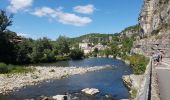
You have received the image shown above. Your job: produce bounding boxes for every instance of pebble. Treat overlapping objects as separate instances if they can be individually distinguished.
[0,65,111,94]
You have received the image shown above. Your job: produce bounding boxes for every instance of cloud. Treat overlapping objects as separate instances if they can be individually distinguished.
[31,7,92,26]
[32,7,55,17]
[17,33,28,37]
[73,4,95,14]
[7,0,33,13]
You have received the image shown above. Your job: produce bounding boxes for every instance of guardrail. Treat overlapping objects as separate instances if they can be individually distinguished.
[135,58,152,100]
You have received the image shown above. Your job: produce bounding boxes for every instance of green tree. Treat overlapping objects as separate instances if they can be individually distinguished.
[110,44,119,58]
[15,39,33,64]
[104,48,111,57]
[31,37,53,63]
[70,48,84,60]
[0,31,18,64]
[0,10,16,64]
[0,10,12,33]
[92,48,98,57]
[56,36,70,55]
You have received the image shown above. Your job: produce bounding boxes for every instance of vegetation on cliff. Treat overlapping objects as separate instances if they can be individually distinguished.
[127,55,149,75]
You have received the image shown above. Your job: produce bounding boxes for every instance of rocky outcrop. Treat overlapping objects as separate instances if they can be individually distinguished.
[122,75,143,90]
[133,0,170,57]
[139,0,170,36]
[120,25,139,38]
[133,34,170,57]
[122,74,143,99]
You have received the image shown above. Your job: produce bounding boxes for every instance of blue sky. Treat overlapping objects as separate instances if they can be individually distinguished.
[0,0,143,40]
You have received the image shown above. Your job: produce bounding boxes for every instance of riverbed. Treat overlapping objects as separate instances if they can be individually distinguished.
[0,58,132,100]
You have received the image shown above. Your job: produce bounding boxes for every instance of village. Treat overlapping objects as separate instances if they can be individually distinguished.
[78,36,114,58]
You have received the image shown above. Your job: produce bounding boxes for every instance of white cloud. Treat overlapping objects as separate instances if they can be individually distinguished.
[31,7,92,26]
[17,33,28,37]
[32,7,55,17]
[73,4,95,14]
[7,0,33,13]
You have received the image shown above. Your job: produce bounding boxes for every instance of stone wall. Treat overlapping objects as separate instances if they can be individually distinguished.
[122,58,152,100]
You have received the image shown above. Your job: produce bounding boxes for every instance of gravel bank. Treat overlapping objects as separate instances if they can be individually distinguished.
[0,66,111,94]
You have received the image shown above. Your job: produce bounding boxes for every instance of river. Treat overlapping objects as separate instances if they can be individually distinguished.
[0,58,132,100]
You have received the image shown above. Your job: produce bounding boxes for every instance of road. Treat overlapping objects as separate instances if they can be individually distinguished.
[156,58,170,100]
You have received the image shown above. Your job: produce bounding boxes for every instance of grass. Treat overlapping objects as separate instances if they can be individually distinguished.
[0,62,33,74]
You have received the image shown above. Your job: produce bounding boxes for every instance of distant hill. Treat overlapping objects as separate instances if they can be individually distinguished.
[69,33,119,45]
[67,25,140,47]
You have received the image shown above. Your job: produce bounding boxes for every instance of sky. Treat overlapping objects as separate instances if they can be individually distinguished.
[0,0,143,40]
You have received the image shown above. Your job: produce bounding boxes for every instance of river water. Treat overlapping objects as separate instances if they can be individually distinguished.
[0,58,132,100]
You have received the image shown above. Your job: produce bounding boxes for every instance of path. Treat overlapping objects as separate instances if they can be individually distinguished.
[156,58,170,100]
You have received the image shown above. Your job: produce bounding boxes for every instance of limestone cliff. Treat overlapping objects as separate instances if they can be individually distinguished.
[139,0,170,36]
[120,25,139,38]
[133,0,170,57]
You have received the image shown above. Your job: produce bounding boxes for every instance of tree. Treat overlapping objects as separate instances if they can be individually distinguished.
[70,49,84,60]
[121,37,133,54]
[92,48,98,57]
[31,37,54,63]
[15,39,33,64]
[110,44,119,58]
[0,10,15,64]
[104,48,111,57]
[0,31,19,64]
[56,36,70,55]
[0,10,12,33]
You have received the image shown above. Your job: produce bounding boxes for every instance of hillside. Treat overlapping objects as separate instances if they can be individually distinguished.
[68,33,119,47]
[69,24,140,45]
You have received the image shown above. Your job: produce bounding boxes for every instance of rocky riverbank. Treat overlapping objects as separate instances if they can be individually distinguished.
[0,66,111,94]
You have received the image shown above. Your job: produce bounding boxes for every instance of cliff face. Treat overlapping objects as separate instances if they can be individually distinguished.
[133,0,170,57]
[139,0,170,36]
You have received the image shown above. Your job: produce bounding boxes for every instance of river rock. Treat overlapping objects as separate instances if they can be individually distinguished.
[81,88,99,95]
[52,95,67,100]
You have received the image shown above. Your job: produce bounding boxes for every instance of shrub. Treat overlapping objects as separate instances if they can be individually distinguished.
[127,55,149,75]
[0,63,8,74]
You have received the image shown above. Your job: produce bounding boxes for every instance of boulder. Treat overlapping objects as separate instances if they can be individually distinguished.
[52,95,67,100]
[81,88,99,95]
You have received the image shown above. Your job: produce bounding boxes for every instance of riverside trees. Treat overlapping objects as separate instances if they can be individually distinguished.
[0,10,84,65]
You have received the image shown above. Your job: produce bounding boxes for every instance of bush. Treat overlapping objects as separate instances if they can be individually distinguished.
[127,55,149,75]
[0,63,8,74]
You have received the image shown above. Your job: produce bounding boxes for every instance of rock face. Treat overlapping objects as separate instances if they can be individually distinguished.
[133,0,170,57]
[139,0,170,36]
[122,75,143,90]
